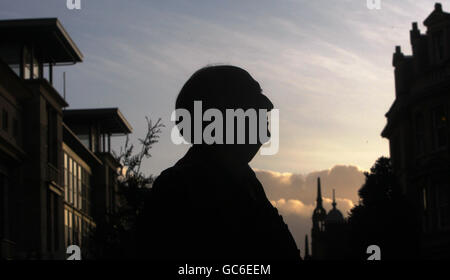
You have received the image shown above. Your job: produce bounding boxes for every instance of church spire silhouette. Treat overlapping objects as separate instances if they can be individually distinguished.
[316,177,323,208]
[311,177,327,258]
[312,177,327,232]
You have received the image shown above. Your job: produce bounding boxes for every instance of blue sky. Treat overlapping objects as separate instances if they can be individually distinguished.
[1,0,444,257]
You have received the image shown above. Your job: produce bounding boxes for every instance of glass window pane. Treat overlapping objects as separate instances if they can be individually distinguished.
[32,56,39,79]
[64,171,68,202]
[64,209,68,248]
[69,157,73,204]
[78,166,82,210]
[23,46,31,79]
[73,162,77,208]
[68,211,72,245]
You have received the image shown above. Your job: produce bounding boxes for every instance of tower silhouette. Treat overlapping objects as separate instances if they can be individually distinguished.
[311,177,327,258]
[326,189,344,224]
[310,178,348,259]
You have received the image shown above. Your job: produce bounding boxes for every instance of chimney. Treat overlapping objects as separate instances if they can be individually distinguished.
[410,22,421,54]
[393,46,404,67]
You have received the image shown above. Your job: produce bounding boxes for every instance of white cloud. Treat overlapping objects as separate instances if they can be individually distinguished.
[255,164,365,257]
[271,198,315,218]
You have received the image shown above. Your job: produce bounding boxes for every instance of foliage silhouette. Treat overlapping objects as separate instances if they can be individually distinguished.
[92,117,163,259]
[347,157,420,260]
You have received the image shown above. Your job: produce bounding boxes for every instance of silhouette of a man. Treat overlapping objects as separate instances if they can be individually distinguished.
[137,65,300,261]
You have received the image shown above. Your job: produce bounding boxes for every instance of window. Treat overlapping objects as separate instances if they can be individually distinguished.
[433,30,445,62]
[73,161,78,208]
[91,131,97,152]
[63,153,92,214]
[73,214,79,245]
[431,106,447,150]
[2,110,8,132]
[69,157,73,204]
[82,170,87,212]
[78,165,82,211]
[68,210,73,246]
[63,153,93,248]
[47,106,58,166]
[64,209,68,247]
[23,46,31,80]
[32,56,39,79]
[415,113,425,156]
[43,63,53,84]
[77,215,82,247]
[64,153,68,202]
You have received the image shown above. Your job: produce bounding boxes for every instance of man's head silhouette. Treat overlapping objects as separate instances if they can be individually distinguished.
[140,66,299,262]
[176,65,274,163]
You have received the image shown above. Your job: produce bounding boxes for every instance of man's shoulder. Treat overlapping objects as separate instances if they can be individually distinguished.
[152,165,189,192]
[151,163,209,196]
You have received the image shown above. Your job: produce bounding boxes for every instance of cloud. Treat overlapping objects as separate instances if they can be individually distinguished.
[271,198,315,218]
[255,164,365,205]
[255,164,365,257]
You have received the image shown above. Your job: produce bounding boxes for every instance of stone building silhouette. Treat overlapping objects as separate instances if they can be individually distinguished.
[0,18,131,259]
[306,177,348,260]
[382,3,450,259]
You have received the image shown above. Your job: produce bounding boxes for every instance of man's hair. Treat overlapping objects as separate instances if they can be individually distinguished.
[175,65,273,144]
[176,65,272,115]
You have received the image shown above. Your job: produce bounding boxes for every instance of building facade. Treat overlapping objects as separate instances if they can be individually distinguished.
[0,18,131,259]
[382,3,450,259]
